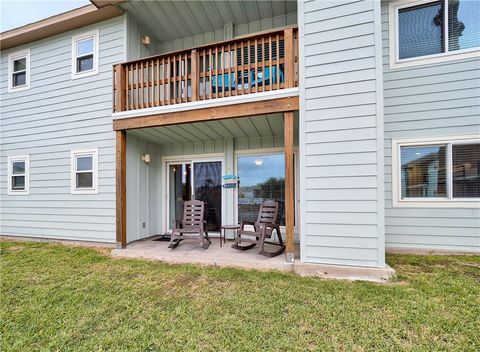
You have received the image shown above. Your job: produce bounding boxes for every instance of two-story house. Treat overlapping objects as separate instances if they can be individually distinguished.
[1,0,478,275]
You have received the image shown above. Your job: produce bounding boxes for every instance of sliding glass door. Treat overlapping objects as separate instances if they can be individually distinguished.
[167,160,222,232]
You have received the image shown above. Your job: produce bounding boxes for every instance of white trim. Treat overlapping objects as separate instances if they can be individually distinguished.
[112,88,300,120]
[7,49,30,93]
[162,154,225,235]
[7,155,30,195]
[297,0,307,264]
[373,0,386,268]
[388,0,480,69]
[70,149,99,194]
[71,29,99,79]
[391,134,480,208]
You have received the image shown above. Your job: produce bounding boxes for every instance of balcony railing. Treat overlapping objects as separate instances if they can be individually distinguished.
[113,27,298,112]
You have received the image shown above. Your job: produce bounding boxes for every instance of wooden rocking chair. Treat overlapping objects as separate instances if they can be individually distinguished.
[169,200,211,249]
[232,200,285,257]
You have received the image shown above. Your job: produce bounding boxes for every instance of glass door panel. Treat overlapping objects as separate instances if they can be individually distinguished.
[237,154,286,226]
[193,161,222,232]
[168,163,191,230]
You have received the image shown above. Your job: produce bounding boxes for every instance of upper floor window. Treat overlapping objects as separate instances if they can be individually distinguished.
[392,135,480,207]
[389,0,480,68]
[7,156,30,195]
[71,30,99,79]
[8,50,30,92]
[71,149,98,194]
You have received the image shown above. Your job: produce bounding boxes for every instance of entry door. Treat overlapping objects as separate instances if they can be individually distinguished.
[167,160,222,232]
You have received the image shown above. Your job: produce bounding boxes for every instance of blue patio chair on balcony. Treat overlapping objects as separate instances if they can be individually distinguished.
[211,72,236,93]
[249,65,285,88]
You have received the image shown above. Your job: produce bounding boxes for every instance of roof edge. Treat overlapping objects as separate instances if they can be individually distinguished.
[0,4,124,50]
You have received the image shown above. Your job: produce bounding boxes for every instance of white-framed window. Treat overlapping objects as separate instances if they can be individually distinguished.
[389,0,480,68]
[71,149,98,194]
[8,49,30,92]
[7,156,30,195]
[71,30,99,79]
[392,135,480,207]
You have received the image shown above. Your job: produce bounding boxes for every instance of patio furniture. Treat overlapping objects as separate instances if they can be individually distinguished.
[232,200,285,257]
[168,200,211,249]
[220,224,240,247]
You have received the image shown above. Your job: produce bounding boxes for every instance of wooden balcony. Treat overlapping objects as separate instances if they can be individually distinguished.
[113,27,298,113]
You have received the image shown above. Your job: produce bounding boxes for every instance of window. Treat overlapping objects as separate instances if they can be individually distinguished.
[389,0,480,68]
[7,156,29,195]
[8,50,30,92]
[237,153,287,226]
[71,30,99,78]
[71,149,98,194]
[392,136,480,207]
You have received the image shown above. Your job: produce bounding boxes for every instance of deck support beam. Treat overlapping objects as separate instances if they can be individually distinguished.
[116,130,127,248]
[284,111,295,263]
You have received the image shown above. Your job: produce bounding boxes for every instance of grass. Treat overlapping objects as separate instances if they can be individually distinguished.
[1,241,479,351]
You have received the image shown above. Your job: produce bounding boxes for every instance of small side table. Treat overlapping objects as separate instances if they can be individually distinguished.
[220,225,240,247]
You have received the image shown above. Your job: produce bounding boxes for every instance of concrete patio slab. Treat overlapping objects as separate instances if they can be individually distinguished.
[112,236,395,282]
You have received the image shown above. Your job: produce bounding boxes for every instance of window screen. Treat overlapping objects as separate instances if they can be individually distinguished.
[398,1,444,59]
[400,145,447,198]
[452,143,480,198]
[448,0,480,51]
[75,155,94,189]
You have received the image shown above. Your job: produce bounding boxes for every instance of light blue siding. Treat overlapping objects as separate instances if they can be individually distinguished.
[300,0,385,267]
[0,16,125,243]
[381,1,480,253]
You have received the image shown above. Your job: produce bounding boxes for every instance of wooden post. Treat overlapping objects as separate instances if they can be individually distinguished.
[116,130,127,248]
[191,49,198,101]
[114,64,127,112]
[284,28,294,88]
[284,111,295,263]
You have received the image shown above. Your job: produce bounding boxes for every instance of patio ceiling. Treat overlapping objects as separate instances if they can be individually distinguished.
[120,0,297,42]
[127,113,298,145]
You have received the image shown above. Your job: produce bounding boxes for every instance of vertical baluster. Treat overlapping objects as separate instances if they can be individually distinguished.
[161,57,165,105]
[269,36,272,91]
[232,42,236,96]
[247,40,251,95]
[125,64,129,110]
[202,49,206,100]
[155,58,159,106]
[133,62,140,109]
[173,55,177,104]
[184,52,188,103]
[261,36,265,92]
[209,48,212,100]
[146,60,149,108]
[214,47,218,99]
[254,38,258,93]
[240,41,244,95]
[276,34,280,91]
[166,56,170,105]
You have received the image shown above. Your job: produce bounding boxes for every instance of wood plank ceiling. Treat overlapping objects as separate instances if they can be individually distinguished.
[120,0,297,42]
[128,113,299,145]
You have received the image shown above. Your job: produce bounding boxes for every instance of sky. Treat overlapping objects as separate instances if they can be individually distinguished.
[0,0,90,32]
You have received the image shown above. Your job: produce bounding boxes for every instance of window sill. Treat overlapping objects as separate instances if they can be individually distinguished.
[71,189,98,195]
[7,191,29,196]
[393,199,480,208]
[71,69,99,80]
[390,48,480,69]
[7,84,30,93]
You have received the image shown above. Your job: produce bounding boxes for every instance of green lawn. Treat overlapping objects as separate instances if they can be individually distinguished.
[1,241,479,351]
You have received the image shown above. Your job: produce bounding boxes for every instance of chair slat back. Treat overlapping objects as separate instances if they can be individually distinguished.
[256,200,278,227]
[182,200,204,230]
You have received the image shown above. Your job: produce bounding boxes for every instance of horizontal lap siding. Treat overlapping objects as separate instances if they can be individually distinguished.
[301,0,383,267]
[381,2,480,253]
[0,16,125,243]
